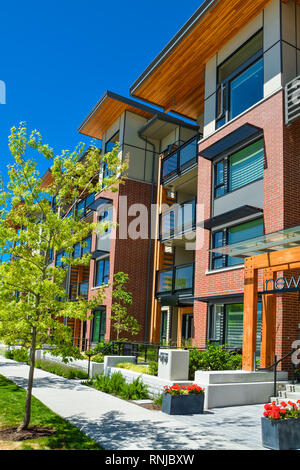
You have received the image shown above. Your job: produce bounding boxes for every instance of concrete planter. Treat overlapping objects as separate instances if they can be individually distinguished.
[162,393,204,415]
[261,417,300,450]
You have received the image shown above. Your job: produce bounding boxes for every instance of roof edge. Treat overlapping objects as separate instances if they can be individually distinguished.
[129,0,219,96]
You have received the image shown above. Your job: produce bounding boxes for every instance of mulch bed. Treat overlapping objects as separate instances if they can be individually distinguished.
[0,426,56,442]
[136,403,162,411]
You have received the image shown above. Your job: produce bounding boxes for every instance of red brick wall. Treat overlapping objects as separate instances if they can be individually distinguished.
[194,91,286,349]
[86,179,156,343]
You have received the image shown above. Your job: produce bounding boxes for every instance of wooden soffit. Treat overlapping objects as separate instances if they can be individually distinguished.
[78,91,157,140]
[130,0,274,121]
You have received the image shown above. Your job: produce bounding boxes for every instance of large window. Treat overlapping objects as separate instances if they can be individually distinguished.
[208,303,262,355]
[216,30,263,128]
[214,138,264,198]
[211,218,264,270]
[94,256,110,287]
[91,308,106,343]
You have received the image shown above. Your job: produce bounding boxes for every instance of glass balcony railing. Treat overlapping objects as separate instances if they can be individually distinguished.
[156,263,194,296]
[160,197,196,242]
[69,282,89,301]
[161,135,199,183]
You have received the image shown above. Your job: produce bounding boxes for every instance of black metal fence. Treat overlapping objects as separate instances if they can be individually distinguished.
[71,338,242,365]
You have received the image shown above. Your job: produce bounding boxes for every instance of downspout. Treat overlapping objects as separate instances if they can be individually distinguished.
[138,130,156,343]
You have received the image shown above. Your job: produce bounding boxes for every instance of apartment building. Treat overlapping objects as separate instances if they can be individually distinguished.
[57,91,198,347]
[129,0,300,368]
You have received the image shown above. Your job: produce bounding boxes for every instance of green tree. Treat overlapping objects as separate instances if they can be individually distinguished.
[110,272,140,340]
[0,123,127,431]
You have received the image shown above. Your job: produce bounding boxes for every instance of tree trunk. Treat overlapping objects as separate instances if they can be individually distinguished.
[17,327,37,432]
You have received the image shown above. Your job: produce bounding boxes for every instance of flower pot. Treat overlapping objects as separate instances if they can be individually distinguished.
[261,417,300,450]
[162,393,204,415]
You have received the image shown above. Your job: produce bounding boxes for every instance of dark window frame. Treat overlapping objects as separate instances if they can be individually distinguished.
[94,256,110,287]
[210,217,264,270]
[91,308,106,344]
[216,30,263,128]
[213,136,264,199]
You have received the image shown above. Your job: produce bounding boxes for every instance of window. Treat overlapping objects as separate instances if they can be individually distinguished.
[216,30,263,128]
[208,303,262,354]
[208,305,223,343]
[181,314,194,344]
[160,311,168,342]
[92,309,106,343]
[98,208,112,235]
[214,139,264,198]
[73,236,92,259]
[81,236,92,256]
[211,218,264,270]
[75,193,95,218]
[95,256,110,286]
[103,131,119,179]
[55,251,67,268]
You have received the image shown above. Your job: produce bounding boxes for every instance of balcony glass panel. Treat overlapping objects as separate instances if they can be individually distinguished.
[162,152,178,179]
[156,264,194,295]
[158,270,173,293]
[161,135,198,183]
[174,264,194,291]
[160,199,196,241]
[180,137,198,168]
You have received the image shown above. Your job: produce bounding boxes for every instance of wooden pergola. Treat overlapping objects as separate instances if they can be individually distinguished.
[243,244,300,371]
[210,225,300,371]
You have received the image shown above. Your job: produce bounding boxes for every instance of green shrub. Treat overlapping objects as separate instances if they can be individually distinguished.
[35,360,89,380]
[85,371,149,400]
[189,343,243,379]
[148,361,158,376]
[153,393,163,406]
[5,348,30,363]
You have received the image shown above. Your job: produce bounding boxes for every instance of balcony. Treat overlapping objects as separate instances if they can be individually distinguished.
[69,282,89,301]
[156,263,194,300]
[161,134,199,184]
[285,75,300,126]
[159,197,196,243]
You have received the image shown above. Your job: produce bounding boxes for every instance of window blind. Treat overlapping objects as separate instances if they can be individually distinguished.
[229,139,264,191]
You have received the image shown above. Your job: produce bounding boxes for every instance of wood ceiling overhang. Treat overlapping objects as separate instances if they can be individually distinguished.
[78,91,157,140]
[130,0,275,121]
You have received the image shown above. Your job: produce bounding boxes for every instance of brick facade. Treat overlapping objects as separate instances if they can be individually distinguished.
[86,179,156,344]
[193,90,300,368]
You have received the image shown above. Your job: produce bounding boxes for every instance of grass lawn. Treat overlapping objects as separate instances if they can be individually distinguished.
[0,374,102,450]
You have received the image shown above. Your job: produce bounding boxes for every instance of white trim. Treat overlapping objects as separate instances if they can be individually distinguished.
[205,264,244,275]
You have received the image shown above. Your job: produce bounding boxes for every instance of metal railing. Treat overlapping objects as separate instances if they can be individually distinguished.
[285,75,300,125]
[260,350,297,398]
[161,134,199,183]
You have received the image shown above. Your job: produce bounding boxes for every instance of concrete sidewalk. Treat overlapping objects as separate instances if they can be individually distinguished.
[0,356,265,450]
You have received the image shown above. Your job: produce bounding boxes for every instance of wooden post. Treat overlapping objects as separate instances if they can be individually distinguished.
[261,269,276,368]
[177,308,183,348]
[242,259,258,371]
[150,156,163,344]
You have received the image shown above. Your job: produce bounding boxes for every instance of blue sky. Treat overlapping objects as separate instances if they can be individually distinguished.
[0,0,203,183]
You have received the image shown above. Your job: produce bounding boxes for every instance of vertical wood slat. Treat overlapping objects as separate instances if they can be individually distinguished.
[260,269,276,369]
[242,263,258,371]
